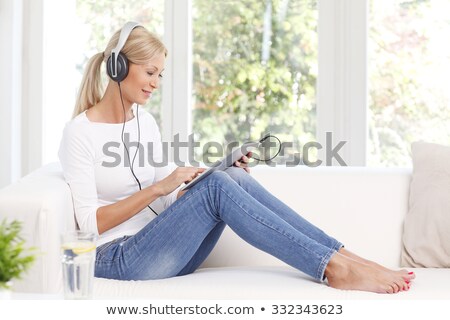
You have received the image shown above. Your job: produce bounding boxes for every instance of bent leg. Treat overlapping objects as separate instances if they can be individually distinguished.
[217,168,413,293]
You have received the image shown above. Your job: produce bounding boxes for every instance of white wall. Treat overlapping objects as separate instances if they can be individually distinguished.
[0,0,23,189]
[0,0,75,189]
[21,0,44,182]
[0,0,45,189]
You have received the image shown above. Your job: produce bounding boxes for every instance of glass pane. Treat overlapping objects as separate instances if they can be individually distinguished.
[192,0,318,165]
[75,0,165,126]
[369,0,450,167]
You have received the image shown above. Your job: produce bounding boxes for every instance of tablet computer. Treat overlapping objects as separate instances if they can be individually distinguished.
[180,141,260,191]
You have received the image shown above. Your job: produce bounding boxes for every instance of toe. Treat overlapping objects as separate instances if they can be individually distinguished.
[402,273,415,281]
[402,281,409,291]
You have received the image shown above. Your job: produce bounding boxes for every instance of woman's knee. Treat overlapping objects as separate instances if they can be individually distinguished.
[203,171,238,195]
[223,167,247,183]
[207,170,232,184]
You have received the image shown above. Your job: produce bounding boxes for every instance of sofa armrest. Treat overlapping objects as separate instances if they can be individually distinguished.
[0,162,75,293]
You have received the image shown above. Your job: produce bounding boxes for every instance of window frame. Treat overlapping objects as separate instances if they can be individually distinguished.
[162,0,193,163]
[317,0,368,166]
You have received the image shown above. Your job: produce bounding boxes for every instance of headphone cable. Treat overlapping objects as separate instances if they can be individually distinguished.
[118,82,158,216]
[251,133,282,162]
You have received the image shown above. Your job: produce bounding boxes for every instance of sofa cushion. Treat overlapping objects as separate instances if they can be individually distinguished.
[401,141,450,267]
[93,266,450,299]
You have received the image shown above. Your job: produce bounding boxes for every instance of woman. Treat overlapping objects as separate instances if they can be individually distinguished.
[59,22,415,294]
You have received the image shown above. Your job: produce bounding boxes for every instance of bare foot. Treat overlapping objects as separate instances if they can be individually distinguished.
[325,252,411,293]
[338,248,416,281]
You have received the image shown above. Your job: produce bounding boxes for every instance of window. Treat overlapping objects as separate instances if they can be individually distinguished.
[369,0,450,167]
[30,0,448,178]
[191,0,318,164]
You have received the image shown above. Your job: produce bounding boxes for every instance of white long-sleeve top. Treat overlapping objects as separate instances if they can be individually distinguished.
[58,105,181,247]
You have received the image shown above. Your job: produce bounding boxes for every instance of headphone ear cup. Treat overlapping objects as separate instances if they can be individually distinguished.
[107,52,129,82]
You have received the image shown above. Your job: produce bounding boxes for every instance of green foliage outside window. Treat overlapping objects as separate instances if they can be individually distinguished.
[369,0,450,167]
[192,0,317,164]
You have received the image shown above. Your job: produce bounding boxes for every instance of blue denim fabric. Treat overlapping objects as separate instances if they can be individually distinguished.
[95,168,343,282]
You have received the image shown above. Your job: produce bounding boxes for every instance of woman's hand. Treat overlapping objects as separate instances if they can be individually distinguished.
[155,167,206,196]
[233,151,252,173]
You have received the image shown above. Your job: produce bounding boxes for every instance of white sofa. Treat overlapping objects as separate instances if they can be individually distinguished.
[0,162,449,299]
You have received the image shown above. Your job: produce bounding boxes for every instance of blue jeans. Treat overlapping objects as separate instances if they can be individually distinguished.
[95,168,343,282]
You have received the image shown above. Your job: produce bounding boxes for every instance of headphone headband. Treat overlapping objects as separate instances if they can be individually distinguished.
[109,21,141,78]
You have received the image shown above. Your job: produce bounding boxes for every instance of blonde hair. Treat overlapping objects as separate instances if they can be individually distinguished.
[72,26,168,118]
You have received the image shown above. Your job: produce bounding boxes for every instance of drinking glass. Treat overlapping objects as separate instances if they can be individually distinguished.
[61,231,96,299]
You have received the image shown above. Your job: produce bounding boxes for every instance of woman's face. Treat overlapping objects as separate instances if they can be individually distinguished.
[121,52,165,105]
